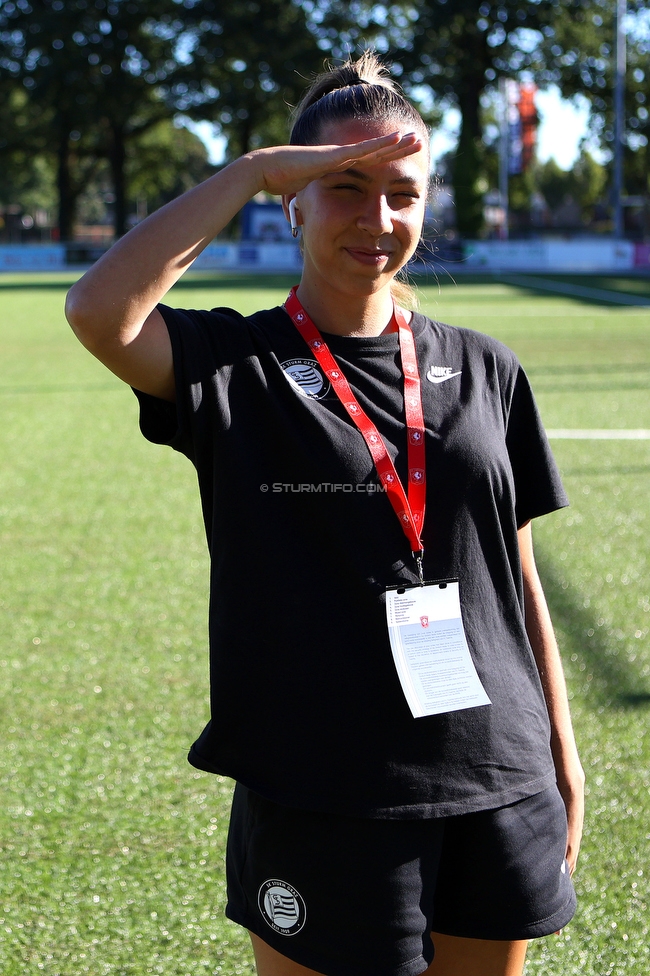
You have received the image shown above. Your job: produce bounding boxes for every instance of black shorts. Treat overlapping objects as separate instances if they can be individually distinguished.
[226,784,576,976]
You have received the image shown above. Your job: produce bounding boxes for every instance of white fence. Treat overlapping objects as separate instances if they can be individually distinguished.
[192,242,302,271]
[0,245,66,270]
[462,239,642,272]
[1,240,648,274]
[0,242,303,273]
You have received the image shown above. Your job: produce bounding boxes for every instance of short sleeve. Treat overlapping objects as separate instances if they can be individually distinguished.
[131,303,241,464]
[505,365,568,526]
[132,387,181,448]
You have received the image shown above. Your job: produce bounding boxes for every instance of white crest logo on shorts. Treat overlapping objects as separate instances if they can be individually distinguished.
[258,879,306,936]
[281,359,330,400]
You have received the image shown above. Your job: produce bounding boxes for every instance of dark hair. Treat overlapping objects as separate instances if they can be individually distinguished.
[290,51,429,149]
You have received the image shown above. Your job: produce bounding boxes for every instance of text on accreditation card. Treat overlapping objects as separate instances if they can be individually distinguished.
[385,581,491,719]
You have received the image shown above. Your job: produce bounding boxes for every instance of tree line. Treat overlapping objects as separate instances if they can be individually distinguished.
[1,0,648,241]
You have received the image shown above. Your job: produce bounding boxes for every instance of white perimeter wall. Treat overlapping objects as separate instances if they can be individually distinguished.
[0,242,303,273]
[463,239,642,272]
[1,240,648,274]
[0,245,66,270]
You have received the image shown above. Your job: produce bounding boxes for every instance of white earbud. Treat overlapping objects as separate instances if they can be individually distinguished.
[288,198,300,239]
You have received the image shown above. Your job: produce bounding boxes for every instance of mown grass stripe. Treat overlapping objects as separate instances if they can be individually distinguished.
[501,274,650,306]
[546,429,650,439]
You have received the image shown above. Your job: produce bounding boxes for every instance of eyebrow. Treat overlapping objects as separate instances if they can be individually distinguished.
[326,167,422,188]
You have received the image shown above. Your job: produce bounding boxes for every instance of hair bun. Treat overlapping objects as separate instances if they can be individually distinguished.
[289,49,429,178]
[294,51,399,118]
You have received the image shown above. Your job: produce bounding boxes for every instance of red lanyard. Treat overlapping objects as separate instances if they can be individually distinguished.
[284,287,426,580]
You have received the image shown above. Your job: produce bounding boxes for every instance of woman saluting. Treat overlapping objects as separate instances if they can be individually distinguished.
[66,52,584,976]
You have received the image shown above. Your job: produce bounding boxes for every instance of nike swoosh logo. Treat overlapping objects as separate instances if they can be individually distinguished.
[426,370,462,384]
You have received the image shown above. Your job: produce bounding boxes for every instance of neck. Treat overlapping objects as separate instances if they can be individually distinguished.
[295,280,398,337]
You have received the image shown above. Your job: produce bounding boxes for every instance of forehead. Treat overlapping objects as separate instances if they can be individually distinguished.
[318,118,430,183]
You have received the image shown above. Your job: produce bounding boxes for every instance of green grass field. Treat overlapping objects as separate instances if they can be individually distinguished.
[1,272,649,976]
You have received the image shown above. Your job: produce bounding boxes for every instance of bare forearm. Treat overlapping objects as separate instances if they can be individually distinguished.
[518,521,585,873]
[65,154,262,349]
[65,132,421,352]
[524,577,579,768]
[64,131,421,397]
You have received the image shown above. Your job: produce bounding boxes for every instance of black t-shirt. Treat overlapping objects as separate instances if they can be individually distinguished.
[134,301,568,819]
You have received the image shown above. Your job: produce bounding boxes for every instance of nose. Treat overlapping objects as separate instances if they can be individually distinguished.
[356,194,394,237]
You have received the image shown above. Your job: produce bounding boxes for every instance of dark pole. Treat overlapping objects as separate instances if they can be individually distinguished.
[613,0,626,239]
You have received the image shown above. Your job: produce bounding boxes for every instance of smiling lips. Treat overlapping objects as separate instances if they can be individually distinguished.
[345,246,394,266]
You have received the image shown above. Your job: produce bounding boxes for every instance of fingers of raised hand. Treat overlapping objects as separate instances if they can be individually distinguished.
[258,133,424,195]
[331,131,424,169]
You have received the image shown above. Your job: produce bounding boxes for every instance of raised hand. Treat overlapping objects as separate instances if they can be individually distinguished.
[65,128,425,404]
[251,131,424,197]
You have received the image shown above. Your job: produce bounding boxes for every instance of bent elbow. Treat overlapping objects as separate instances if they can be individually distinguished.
[65,283,107,355]
[65,283,90,341]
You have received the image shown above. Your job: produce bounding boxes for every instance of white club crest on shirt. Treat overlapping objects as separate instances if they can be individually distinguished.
[280,359,331,400]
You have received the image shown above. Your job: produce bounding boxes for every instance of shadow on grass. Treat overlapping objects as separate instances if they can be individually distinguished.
[171,274,298,291]
[0,279,79,291]
[0,382,120,395]
[534,381,650,393]
[4,270,649,304]
[511,288,646,310]
[528,363,650,394]
[498,273,650,308]
[531,274,650,297]
[527,364,650,376]
[557,465,650,478]
[0,273,299,292]
[536,549,650,710]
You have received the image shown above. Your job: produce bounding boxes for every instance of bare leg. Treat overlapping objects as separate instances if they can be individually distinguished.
[425,933,528,976]
[250,930,527,976]
[250,932,327,976]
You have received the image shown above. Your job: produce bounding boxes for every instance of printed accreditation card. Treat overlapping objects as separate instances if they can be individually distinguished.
[385,580,491,718]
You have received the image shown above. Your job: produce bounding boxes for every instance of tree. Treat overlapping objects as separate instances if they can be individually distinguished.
[0,0,187,238]
[0,79,58,239]
[66,119,213,232]
[316,0,559,237]
[0,18,100,240]
[530,1,649,197]
[165,0,321,160]
[317,0,650,237]
[0,80,55,208]
[536,150,607,222]
[126,119,216,214]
